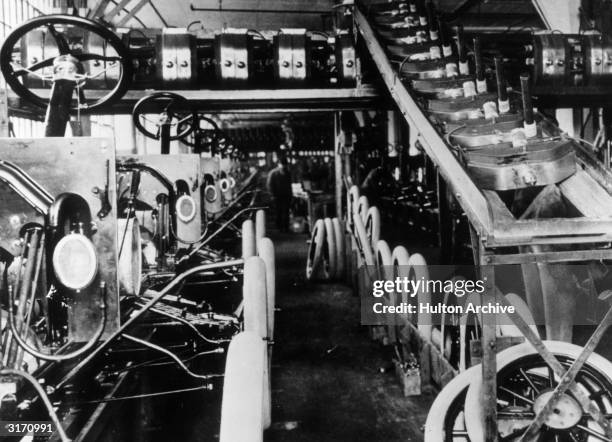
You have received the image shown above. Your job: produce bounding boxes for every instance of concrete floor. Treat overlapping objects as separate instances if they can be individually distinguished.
[265,231,433,442]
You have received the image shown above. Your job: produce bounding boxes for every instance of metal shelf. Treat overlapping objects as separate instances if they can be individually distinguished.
[7,85,384,114]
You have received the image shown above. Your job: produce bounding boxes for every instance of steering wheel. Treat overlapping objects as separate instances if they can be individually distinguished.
[132,92,196,141]
[0,14,132,111]
[180,114,231,154]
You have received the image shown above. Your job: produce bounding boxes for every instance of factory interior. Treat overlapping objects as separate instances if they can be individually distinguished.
[4,0,612,441]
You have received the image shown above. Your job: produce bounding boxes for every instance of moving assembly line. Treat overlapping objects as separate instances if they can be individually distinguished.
[3,0,612,440]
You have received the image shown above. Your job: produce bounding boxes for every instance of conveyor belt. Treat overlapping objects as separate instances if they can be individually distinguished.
[353,6,612,251]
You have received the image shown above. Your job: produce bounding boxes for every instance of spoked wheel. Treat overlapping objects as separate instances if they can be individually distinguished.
[0,14,132,111]
[132,92,196,143]
[424,364,481,442]
[219,331,266,442]
[464,341,612,442]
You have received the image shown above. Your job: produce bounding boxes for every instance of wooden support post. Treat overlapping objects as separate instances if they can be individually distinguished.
[480,249,498,442]
[116,0,150,27]
[103,0,131,22]
[89,0,113,19]
[334,112,343,220]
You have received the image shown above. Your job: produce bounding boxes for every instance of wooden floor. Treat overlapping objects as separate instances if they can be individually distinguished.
[265,231,433,442]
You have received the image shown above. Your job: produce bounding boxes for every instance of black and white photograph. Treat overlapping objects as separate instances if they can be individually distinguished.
[1,0,612,441]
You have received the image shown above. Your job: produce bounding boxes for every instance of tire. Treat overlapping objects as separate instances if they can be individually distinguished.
[323,218,337,279]
[242,219,256,259]
[257,238,275,340]
[243,256,268,339]
[391,246,411,342]
[365,207,381,251]
[242,256,270,429]
[219,331,266,442]
[255,210,266,247]
[424,364,480,442]
[463,340,612,442]
[375,239,392,278]
[375,240,393,343]
[355,195,370,223]
[353,214,375,267]
[332,217,345,280]
[256,238,275,430]
[306,219,326,280]
[353,215,375,308]
[117,217,142,296]
[407,253,431,341]
[347,185,360,230]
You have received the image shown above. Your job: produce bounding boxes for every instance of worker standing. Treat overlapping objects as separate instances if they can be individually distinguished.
[267,155,293,232]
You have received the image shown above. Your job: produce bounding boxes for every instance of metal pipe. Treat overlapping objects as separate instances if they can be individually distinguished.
[56,260,243,390]
[189,4,331,14]
[520,73,534,125]
[0,161,54,214]
[140,303,233,344]
[455,25,466,63]
[334,112,343,222]
[116,0,151,27]
[122,334,222,380]
[494,56,508,102]
[473,37,484,82]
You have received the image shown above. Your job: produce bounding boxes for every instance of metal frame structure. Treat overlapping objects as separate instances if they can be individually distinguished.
[7,86,383,114]
[354,5,612,440]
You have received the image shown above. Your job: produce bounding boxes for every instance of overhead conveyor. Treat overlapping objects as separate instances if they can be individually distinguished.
[353,2,612,440]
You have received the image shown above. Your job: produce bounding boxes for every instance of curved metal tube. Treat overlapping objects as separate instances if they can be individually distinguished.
[139,303,233,344]
[122,334,224,380]
[47,193,94,239]
[0,160,53,214]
